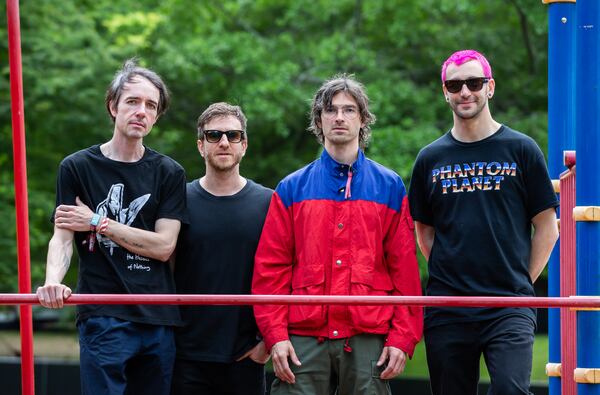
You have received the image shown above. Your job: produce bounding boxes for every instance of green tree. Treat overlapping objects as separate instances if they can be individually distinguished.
[0,0,551,291]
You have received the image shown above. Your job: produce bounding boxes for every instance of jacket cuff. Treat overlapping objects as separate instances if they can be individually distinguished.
[264,329,290,352]
[384,334,417,359]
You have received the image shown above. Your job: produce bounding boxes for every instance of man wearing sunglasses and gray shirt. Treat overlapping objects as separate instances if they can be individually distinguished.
[172,102,272,395]
[408,49,559,395]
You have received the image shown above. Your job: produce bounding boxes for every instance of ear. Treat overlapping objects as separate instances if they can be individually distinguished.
[442,84,450,101]
[241,138,248,157]
[197,139,205,158]
[442,83,449,101]
[487,78,496,99]
[109,100,118,118]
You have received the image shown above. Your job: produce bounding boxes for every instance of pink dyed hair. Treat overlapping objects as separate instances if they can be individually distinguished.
[441,50,492,81]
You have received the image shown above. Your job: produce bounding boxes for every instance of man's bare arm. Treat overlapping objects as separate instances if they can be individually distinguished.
[101,217,181,262]
[415,221,435,262]
[37,227,74,308]
[529,207,559,283]
[54,197,181,262]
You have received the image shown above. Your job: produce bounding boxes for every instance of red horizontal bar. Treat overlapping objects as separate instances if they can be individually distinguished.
[1,294,600,308]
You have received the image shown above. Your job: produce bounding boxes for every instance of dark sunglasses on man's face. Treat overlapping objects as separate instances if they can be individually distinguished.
[203,130,245,143]
[444,77,490,94]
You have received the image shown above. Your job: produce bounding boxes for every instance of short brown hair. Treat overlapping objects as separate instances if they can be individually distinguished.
[308,74,376,149]
[105,58,170,122]
[196,102,248,139]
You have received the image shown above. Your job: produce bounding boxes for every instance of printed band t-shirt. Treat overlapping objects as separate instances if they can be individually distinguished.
[54,144,187,326]
[408,126,558,328]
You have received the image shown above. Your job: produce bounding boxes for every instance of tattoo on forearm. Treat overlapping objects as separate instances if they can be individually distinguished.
[119,236,144,249]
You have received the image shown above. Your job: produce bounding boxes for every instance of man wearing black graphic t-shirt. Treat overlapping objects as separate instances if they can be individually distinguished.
[36,59,186,395]
[172,103,272,395]
[409,50,558,395]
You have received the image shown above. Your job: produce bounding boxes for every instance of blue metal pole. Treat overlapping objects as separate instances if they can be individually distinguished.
[576,1,600,394]
[546,2,576,394]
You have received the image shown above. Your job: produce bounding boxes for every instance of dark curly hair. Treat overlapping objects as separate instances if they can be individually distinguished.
[308,74,376,149]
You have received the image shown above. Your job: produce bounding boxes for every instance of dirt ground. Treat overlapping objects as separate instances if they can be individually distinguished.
[0,330,79,360]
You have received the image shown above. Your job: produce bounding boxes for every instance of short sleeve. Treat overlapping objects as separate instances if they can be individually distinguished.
[157,162,188,223]
[524,141,559,219]
[408,153,434,225]
[51,159,79,223]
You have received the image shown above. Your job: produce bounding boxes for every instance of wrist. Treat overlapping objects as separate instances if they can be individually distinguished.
[97,217,109,235]
[90,213,101,231]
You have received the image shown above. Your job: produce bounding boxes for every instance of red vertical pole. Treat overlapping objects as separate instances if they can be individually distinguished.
[560,152,577,395]
[6,1,35,394]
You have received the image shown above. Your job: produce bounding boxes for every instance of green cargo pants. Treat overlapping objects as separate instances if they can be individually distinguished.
[271,334,392,395]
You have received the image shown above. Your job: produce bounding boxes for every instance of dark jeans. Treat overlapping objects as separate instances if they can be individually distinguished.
[425,314,535,395]
[171,357,266,395]
[78,316,175,395]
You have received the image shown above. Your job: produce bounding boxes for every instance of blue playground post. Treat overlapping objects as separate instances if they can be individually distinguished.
[575,0,600,394]
[545,1,576,394]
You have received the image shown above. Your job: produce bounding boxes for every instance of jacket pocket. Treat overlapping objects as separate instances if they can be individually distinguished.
[348,270,394,330]
[288,265,326,329]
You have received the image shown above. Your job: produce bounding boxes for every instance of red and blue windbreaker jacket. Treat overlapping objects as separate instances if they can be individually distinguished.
[252,149,423,356]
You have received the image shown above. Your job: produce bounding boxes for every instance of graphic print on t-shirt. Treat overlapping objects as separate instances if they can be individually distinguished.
[431,161,517,194]
[95,183,150,255]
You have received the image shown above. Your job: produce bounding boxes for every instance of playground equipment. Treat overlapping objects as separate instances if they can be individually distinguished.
[544,1,600,394]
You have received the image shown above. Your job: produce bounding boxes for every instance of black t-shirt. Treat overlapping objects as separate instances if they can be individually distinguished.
[408,126,558,329]
[174,179,273,363]
[55,144,187,326]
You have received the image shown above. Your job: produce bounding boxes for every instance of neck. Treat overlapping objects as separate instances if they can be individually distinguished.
[451,109,501,143]
[324,140,359,165]
[200,166,246,196]
[100,137,145,162]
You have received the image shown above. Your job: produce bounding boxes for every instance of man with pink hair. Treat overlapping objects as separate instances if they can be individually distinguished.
[409,49,559,394]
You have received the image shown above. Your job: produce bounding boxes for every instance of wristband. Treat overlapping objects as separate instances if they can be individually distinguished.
[90,213,101,231]
[97,217,109,235]
[88,214,102,252]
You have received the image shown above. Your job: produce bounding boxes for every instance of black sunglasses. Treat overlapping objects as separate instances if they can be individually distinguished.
[444,78,490,94]
[203,130,245,143]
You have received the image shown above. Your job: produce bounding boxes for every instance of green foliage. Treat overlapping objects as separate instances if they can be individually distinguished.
[0,0,551,290]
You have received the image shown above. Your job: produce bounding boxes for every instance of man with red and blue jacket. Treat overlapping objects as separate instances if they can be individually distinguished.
[252,74,423,394]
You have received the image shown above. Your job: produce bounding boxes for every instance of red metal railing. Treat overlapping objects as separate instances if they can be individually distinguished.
[2,294,600,308]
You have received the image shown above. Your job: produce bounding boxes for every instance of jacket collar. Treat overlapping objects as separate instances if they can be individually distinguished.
[320,148,364,175]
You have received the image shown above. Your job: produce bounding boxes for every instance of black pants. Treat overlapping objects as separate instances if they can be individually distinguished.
[425,314,535,395]
[171,357,266,395]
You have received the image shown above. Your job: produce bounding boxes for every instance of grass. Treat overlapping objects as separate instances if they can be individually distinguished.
[0,329,549,383]
[0,330,79,361]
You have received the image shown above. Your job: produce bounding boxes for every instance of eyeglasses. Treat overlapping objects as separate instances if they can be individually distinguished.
[203,130,245,143]
[322,105,359,121]
[444,78,490,94]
